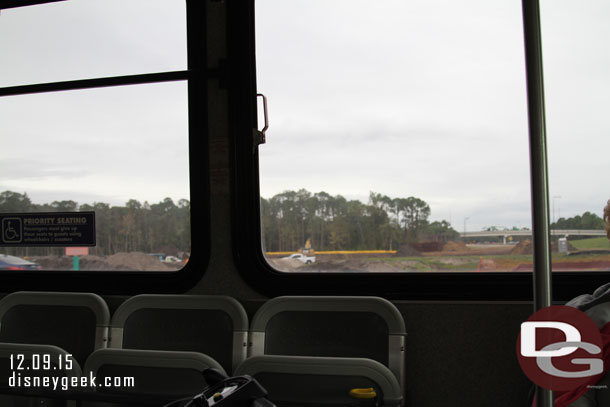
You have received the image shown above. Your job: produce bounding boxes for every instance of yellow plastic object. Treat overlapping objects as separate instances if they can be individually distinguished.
[349,388,377,399]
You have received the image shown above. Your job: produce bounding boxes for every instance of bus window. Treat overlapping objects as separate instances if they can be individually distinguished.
[255,0,534,273]
[0,83,190,271]
[541,0,610,272]
[0,0,186,87]
[0,1,195,274]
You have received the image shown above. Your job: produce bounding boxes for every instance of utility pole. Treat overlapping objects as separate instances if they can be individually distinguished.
[552,195,561,225]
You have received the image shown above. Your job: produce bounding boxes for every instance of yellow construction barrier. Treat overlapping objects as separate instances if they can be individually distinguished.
[265,250,397,255]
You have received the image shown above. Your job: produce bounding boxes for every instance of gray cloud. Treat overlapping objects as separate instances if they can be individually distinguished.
[1,0,608,230]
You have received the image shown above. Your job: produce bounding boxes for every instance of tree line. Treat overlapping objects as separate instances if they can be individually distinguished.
[0,191,190,257]
[1,189,460,256]
[261,189,458,252]
[551,211,605,231]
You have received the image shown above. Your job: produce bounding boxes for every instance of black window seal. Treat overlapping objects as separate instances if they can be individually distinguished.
[0,0,210,295]
[0,71,192,97]
[0,0,66,9]
[229,0,610,302]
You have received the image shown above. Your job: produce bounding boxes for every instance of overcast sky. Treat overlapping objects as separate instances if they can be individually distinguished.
[256,0,610,231]
[0,0,608,231]
[0,0,189,206]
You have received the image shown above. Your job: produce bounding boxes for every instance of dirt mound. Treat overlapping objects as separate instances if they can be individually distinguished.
[442,241,469,252]
[316,253,348,260]
[511,240,532,255]
[79,255,115,270]
[393,244,422,257]
[32,254,134,270]
[31,256,73,270]
[358,261,403,272]
[314,259,351,271]
[410,242,444,252]
[106,252,173,271]
[29,253,178,271]
[267,258,306,272]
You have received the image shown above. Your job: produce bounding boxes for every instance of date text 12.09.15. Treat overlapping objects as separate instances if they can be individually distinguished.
[10,354,73,371]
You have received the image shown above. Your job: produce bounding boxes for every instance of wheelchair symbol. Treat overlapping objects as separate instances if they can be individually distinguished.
[2,218,22,243]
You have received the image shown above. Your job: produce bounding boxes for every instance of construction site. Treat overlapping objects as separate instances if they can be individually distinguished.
[266,239,610,272]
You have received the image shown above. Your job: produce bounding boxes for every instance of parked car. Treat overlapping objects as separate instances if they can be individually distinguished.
[0,254,41,270]
[283,253,316,264]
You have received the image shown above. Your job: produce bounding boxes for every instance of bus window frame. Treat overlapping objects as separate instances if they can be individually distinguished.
[229,0,610,302]
[0,0,210,294]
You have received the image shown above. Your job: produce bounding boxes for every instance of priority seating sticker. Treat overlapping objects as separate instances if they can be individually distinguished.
[517,305,604,391]
[0,212,95,247]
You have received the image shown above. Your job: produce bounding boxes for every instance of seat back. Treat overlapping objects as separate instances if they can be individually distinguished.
[0,343,83,407]
[109,294,248,374]
[0,291,110,366]
[249,296,406,391]
[235,355,402,407]
[84,348,225,404]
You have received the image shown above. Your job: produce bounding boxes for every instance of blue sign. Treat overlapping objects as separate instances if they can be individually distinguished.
[0,212,96,247]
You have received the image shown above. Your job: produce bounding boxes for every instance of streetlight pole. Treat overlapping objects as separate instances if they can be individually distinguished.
[463,217,470,243]
[552,195,561,225]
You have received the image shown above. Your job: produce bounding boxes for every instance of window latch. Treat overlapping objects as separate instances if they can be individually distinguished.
[254,93,269,149]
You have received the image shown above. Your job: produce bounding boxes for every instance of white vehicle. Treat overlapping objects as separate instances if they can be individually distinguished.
[284,253,316,264]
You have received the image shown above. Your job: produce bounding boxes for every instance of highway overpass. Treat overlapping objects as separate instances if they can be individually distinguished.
[460,229,606,244]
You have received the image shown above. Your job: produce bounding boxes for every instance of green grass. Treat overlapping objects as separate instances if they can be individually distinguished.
[377,255,530,271]
[570,237,609,250]
[363,251,610,271]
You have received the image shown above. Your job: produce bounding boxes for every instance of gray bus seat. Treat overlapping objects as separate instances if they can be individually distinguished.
[247,296,406,403]
[109,294,248,374]
[83,348,225,405]
[235,355,402,407]
[0,343,83,406]
[0,291,110,366]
